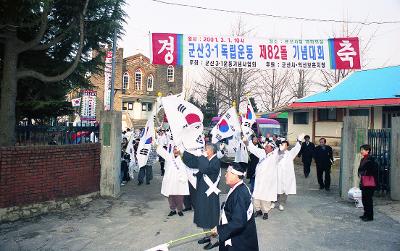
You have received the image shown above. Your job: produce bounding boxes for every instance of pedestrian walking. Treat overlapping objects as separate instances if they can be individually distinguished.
[157,129,168,176]
[182,143,221,250]
[138,145,157,185]
[246,135,262,193]
[157,145,189,217]
[358,144,378,222]
[313,138,333,191]
[298,135,315,178]
[276,134,303,211]
[210,163,259,251]
[245,139,278,220]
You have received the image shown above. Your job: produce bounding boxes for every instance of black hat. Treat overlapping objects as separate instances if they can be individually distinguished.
[228,163,246,176]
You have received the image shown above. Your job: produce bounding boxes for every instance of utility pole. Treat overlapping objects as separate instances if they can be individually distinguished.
[110,29,117,111]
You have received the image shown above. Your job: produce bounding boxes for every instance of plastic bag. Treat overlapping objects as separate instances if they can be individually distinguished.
[348,187,363,208]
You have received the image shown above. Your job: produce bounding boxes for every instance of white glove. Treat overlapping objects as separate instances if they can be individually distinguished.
[220,143,225,150]
[297,133,305,142]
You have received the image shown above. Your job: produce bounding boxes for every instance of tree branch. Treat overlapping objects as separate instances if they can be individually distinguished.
[32,20,76,51]
[17,6,50,53]
[17,0,90,82]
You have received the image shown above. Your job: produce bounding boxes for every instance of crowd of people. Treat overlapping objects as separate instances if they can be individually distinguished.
[121,126,379,250]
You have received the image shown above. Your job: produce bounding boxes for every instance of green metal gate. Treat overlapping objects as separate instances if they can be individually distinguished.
[368,129,391,193]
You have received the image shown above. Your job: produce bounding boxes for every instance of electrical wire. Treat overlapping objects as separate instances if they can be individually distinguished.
[150,0,400,26]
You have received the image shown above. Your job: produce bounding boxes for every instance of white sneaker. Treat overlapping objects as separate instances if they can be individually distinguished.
[279,205,284,211]
[270,203,275,209]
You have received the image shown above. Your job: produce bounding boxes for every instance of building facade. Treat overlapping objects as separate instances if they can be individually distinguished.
[286,66,400,146]
[91,48,183,129]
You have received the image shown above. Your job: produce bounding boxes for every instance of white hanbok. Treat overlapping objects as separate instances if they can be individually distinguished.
[276,142,301,195]
[247,143,279,202]
[157,146,189,197]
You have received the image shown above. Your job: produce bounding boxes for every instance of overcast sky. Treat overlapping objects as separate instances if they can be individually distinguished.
[119,0,400,98]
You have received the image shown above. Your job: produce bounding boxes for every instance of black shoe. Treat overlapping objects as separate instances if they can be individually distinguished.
[198,237,210,244]
[146,182,150,185]
[203,241,219,250]
[168,211,176,216]
[263,213,269,220]
[319,185,325,190]
[359,215,366,219]
[325,187,330,191]
[362,217,373,222]
[138,181,143,186]
[183,207,192,212]
[254,210,262,217]
[178,211,184,216]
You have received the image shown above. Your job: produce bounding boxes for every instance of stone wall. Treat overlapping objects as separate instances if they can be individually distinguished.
[0,144,101,221]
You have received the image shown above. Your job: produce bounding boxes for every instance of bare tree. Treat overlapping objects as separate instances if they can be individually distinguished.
[256,69,293,112]
[290,69,315,99]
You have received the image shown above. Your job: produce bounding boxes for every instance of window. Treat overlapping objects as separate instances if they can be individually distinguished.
[122,102,128,110]
[135,69,142,90]
[142,102,153,112]
[349,109,369,116]
[122,72,129,93]
[147,75,154,91]
[128,102,133,110]
[293,112,309,124]
[167,65,174,82]
[317,108,337,121]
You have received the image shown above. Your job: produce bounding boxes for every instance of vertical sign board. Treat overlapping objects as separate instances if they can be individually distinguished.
[81,90,97,121]
[103,123,111,146]
[104,51,113,111]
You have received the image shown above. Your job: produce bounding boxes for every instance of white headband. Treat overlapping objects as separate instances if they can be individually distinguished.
[227,166,245,176]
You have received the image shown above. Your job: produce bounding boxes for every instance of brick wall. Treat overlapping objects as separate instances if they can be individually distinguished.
[0,144,100,209]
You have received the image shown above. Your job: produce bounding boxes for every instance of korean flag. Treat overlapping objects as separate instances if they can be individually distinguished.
[136,117,155,168]
[211,107,241,143]
[161,94,204,150]
[241,97,256,138]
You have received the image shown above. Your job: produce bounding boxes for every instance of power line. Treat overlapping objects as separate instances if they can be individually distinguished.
[151,0,400,25]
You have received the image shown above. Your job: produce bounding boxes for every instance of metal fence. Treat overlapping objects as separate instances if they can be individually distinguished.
[15,125,99,146]
[368,129,391,194]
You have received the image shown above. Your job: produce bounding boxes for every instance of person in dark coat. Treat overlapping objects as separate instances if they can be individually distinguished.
[298,135,315,178]
[313,138,333,191]
[358,144,378,222]
[182,143,221,250]
[211,163,259,251]
[247,135,262,192]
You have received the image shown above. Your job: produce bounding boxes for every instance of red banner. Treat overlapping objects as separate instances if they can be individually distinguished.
[331,37,361,69]
[151,33,179,66]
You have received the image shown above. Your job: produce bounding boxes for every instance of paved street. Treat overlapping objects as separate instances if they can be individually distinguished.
[1,162,400,251]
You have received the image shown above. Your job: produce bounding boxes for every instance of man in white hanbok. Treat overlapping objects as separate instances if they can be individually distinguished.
[245,139,279,220]
[276,134,304,211]
[157,145,189,216]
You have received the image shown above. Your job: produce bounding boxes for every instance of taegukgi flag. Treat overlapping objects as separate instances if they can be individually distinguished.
[161,95,204,150]
[136,117,155,168]
[71,98,81,107]
[241,97,256,138]
[211,107,241,143]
